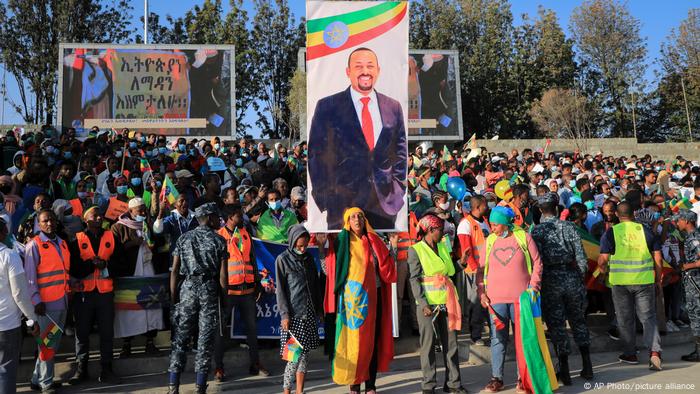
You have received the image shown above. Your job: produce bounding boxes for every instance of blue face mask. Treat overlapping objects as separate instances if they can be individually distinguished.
[652,212,661,221]
[129,142,137,149]
[135,215,146,222]
[152,149,159,157]
[116,185,128,195]
[303,149,308,156]
[63,151,72,159]
[116,150,123,158]
[427,176,435,185]
[159,147,168,154]
[189,149,196,156]
[569,180,576,188]
[131,178,142,186]
[268,201,282,211]
[584,200,595,210]
[214,143,221,151]
[239,194,245,203]
[235,158,243,167]
[141,136,146,143]
[178,144,186,152]
[156,181,162,188]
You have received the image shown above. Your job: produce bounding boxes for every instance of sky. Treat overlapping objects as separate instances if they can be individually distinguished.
[0,0,696,130]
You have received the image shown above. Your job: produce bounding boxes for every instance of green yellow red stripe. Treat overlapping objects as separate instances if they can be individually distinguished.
[307,2,407,61]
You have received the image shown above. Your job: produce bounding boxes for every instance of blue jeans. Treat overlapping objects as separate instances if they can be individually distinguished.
[489,303,516,379]
[611,284,662,356]
[0,326,21,394]
[31,310,67,390]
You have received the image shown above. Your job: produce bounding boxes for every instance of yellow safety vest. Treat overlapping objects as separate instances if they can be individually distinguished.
[608,222,654,286]
[412,240,456,305]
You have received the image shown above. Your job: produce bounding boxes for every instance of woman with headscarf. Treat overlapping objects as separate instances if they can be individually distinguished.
[275,224,323,394]
[477,206,543,393]
[408,213,467,394]
[0,173,21,215]
[326,207,396,394]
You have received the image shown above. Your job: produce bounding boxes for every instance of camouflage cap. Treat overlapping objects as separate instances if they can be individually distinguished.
[672,209,697,224]
[194,202,218,218]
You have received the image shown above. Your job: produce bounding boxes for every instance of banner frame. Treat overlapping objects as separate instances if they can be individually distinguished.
[57,43,236,137]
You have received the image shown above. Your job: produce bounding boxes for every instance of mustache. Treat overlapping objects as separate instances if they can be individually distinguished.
[357,74,373,79]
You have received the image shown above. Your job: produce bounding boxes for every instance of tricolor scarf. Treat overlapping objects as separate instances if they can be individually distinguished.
[330,208,396,386]
[517,289,559,394]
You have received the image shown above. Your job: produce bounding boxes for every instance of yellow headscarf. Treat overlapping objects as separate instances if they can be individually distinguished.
[342,207,374,234]
[82,205,99,221]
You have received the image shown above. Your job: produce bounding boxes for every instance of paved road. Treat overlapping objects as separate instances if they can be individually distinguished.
[17,343,699,393]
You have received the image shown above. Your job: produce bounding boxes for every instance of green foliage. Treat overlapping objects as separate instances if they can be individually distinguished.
[0,0,133,124]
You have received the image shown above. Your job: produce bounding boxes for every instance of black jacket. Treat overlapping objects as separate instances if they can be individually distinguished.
[275,225,322,320]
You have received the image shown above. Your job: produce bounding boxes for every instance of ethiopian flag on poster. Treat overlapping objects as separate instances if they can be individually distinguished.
[114,274,169,310]
[306,1,408,60]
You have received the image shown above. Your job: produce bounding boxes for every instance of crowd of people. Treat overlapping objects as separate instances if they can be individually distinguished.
[0,126,699,394]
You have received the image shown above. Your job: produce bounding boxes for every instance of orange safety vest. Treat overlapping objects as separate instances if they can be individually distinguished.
[34,235,71,302]
[73,231,115,293]
[217,226,255,295]
[69,199,84,218]
[463,214,489,262]
[396,211,419,262]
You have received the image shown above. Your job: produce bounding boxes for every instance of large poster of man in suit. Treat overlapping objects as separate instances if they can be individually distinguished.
[306,1,409,232]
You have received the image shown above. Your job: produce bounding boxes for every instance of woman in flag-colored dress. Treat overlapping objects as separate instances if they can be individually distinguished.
[276,224,323,394]
[328,207,396,394]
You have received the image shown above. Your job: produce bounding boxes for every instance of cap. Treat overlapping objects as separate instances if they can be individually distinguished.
[195,202,218,218]
[128,198,145,209]
[290,186,305,201]
[536,192,559,207]
[175,169,194,178]
[672,209,697,223]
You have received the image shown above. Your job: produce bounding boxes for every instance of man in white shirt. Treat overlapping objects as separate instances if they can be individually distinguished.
[0,218,39,394]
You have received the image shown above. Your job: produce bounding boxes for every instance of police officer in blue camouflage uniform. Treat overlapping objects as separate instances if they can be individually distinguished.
[531,192,593,385]
[674,209,700,362]
[167,203,228,394]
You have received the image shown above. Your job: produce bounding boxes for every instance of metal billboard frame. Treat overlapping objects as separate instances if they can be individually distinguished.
[297,47,463,142]
[57,43,236,137]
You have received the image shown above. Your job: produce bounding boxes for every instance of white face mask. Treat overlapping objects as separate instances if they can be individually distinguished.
[487,201,496,209]
[438,202,450,210]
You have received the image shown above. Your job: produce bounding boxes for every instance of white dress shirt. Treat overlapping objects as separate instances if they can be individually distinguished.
[350,88,383,147]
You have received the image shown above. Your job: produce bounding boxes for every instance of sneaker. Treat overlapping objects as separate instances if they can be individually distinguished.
[483,377,504,393]
[649,351,663,371]
[675,320,689,329]
[608,327,620,341]
[666,321,679,332]
[214,368,226,382]
[249,363,270,377]
[618,354,639,364]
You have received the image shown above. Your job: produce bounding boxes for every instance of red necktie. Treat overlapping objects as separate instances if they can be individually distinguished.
[360,96,374,150]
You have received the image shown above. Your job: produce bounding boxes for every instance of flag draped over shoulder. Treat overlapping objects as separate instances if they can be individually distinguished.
[114,274,169,310]
[518,289,559,394]
[330,211,396,385]
[577,227,607,291]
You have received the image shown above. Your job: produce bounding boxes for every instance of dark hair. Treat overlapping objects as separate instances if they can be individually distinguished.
[617,201,634,219]
[568,203,587,222]
[512,184,529,199]
[347,47,378,67]
[222,203,243,219]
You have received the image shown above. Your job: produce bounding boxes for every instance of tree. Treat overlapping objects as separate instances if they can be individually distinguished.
[250,0,305,139]
[654,8,700,141]
[570,0,647,137]
[530,88,594,151]
[0,0,133,125]
[285,69,306,143]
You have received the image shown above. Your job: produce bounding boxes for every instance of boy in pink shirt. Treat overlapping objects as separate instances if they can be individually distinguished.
[476,206,542,393]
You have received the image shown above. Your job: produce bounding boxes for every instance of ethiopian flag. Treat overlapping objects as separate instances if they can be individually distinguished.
[114,274,169,310]
[518,289,559,394]
[577,227,607,292]
[160,174,179,205]
[306,2,408,61]
[35,321,62,361]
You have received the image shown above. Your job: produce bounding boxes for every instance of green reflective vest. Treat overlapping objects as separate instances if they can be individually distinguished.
[483,228,531,287]
[257,209,298,243]
[609,221,654,286]
[412,240,455,305]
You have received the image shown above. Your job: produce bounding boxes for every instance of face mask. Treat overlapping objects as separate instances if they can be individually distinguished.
[45,146,55,154]
[303,149,308,156]
[610,178,617,185]
[159,147,168,154]
[569,180,576,188]
[135,215,146,222]
[178,144,186,152]
[438,202,450,210]
[129,142,137,149]
[116,150,123,157]
[427,176,435,185]
[131,178,142,186]
[189,149,196,156]
[116,185,128,195]
[239,194,246,203]
[652,212,661,221]
[152,149,159,156]
[655,166,662,172]
[141,136,146,143]
[488,201,496,209]
[214,143,221,151]
[77,191,88,198]
[551,166,559,172]
[156,181,162,188]
[63,151,72,159]
[500,230,509,238]
[293,248,304,255]
[268,201,282,211]
[235,158,243,167]
[584,200,594,210]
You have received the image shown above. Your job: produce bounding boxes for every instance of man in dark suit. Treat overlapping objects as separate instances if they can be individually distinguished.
[308,47,408,230]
